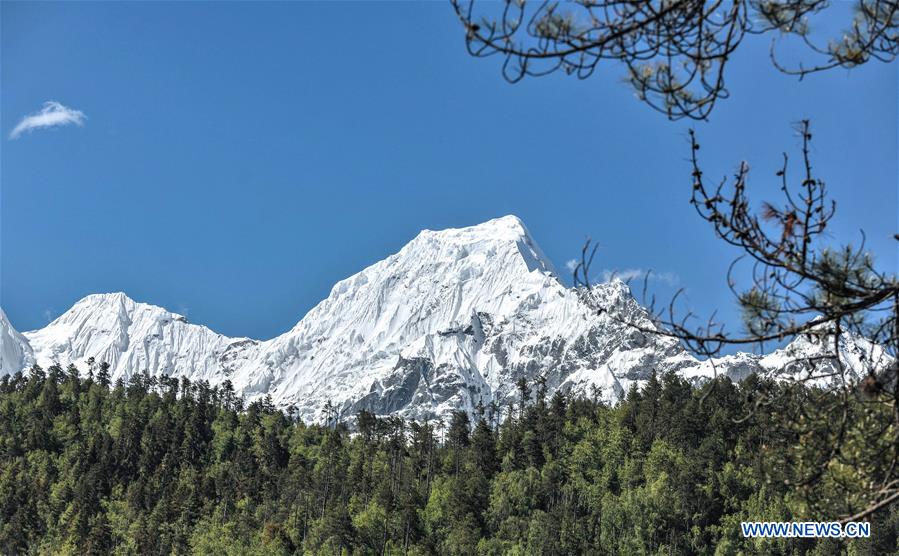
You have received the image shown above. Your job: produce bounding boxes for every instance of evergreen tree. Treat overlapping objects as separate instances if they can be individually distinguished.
[1,363,896,553]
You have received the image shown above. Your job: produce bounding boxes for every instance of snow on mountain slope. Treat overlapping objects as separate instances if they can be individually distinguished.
[757,326,892,386]
[2,215,890,423]
[1,308,33,374]
[229,216,698,421]
[23,293,258,385]
[678,322,892,388]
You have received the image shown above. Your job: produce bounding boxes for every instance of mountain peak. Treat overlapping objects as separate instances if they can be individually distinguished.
[64,292,194,324]
[22,290,242,384]
[419,215,528,239]
[410,215,556,277]
[54,291,170,327]
[76,291,130,303]
[598,277,633,296]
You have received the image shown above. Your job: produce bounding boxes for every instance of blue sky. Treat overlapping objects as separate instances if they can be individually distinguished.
[2,2,896,341]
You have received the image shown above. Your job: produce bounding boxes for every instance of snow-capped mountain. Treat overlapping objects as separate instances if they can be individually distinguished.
[1,216,889,422]
[225,216,697,421]
[23,293,258,385]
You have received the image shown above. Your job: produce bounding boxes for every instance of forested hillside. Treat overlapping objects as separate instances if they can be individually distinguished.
[1,365,896,555]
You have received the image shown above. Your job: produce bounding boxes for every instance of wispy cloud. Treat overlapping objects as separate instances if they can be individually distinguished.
[600,268,680,286]
[565,259,579,273]
[9,101,86,140]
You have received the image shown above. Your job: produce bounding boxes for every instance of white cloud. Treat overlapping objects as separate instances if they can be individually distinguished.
[9,101,87,140]
[601,268,643,283]
[600,268,680,286]
[565,259,579,272]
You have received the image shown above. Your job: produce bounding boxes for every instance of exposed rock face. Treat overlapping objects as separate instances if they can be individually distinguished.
[2,216,890,422]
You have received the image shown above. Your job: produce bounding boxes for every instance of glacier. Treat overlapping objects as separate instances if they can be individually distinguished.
[1,216,889,423]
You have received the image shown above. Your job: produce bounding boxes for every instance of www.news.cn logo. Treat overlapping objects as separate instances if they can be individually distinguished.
[741,521,871,538]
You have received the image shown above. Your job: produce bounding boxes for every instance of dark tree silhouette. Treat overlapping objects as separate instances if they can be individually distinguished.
[451,0,899,120]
